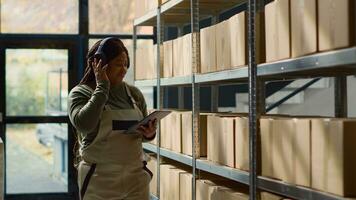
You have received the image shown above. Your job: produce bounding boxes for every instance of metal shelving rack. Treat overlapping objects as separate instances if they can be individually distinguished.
[134,0,355,200]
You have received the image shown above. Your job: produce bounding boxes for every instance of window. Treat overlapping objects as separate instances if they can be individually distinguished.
[89,0,153,34]
[1,0,78,34]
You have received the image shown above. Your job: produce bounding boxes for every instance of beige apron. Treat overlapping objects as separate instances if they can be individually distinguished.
[78,83,152,200]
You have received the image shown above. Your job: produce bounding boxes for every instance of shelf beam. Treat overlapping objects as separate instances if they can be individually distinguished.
[143,144,351,200]
[135,48,356,87]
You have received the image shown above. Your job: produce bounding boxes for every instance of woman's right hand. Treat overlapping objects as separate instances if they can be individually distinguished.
[92,58,109,83]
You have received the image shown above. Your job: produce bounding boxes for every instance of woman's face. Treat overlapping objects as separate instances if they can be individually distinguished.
[106,52,128,85]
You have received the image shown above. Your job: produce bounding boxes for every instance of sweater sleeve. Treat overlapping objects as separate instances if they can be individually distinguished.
[68,81,110,136]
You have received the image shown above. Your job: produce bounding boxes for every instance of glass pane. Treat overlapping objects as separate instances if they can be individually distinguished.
[6,49,68,116]
[6,124,68,194]
[1,0,78,34]
[88,39,135,85]
[89,0,153,34]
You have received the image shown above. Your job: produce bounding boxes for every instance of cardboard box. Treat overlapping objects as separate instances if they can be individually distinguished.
[173,37,184,77]
[212,187,249,200]
[147,156,157,196]
[260,118,274,178]
[181,112,208,157]
[196,179,219,200]
[229,11,246,68]
[135,0,159,19]
[265,0,291,62]
[171,112,182,153]
[200,25,217,73]
[216,20,231,71]
[222,117,235,168]
[318,0,355,51]
[311,119,356,197]
[291,0,317,57]
[260,192,286,200]
[180,173,193,200]
[163,40,173,78]
[160,113,173,150]
[207,116,235,168]
[160,164,173,200]
[294,118,311,187]
[169,168,186,200]
[273,119,295,183]
[182,33,192,76]
[235,117,249,171]
[135,42,155,80]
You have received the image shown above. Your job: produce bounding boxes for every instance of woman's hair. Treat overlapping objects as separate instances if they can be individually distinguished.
[79,38,130,85]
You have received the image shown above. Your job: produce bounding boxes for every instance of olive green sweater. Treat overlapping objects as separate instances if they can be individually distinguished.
[68,80,154,148]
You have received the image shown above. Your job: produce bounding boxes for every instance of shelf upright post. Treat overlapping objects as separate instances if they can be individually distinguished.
[210,15,219,113]
[133,25,137,89]
[177,26,185,110]
[334,76,348,117]
[191,0,200,200]
[156,5,164,199]
[248,0,259,199]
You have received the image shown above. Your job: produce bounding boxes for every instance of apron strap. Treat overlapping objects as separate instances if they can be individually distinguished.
[80,163,97,200]
[104,104,111,111]
[124,83,140,110]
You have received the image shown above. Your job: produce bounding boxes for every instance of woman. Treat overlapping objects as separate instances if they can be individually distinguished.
[68,37,157,200]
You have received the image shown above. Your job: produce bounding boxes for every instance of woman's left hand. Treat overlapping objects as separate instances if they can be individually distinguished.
[137,119,157,139]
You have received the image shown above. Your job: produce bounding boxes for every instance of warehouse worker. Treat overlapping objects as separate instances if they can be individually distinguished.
[68,37,157,200]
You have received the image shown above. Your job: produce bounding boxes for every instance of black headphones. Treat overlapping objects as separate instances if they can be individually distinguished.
[94,37,130,68]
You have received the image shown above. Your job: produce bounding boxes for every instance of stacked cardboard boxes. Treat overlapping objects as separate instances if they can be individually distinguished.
[135,0,160,19]
[291,0,317,58]
[207,114,250,170]
[160,164,191,200]
[161,111,209,156]
[196,179,249,200]
[181,112,208,157]
[260,117,312,187]
[163,40,173,78]
[135,42,158,80]
[147,155,158,196]
[265,0,291,62]
[261,117,356,197]
[318,0,355,52]
[311,119,356,197]
[200,25,217,73]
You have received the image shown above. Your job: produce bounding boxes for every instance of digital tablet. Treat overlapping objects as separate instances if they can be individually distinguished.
[127,110,172,132]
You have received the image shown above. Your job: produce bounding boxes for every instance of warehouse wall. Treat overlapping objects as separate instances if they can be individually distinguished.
[276,76,356,117]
